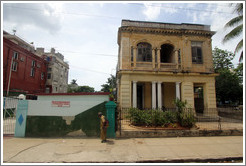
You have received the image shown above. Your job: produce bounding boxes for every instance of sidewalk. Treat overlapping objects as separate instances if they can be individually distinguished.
[3,136,243,163]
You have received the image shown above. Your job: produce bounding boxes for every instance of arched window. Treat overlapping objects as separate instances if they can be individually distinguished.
[137,42,152,62]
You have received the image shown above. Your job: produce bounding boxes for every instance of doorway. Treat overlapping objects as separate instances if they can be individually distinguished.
[137,84,144,110]
[194,85,204,114]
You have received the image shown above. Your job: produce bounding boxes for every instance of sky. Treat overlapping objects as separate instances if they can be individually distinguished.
[2,1,244,91]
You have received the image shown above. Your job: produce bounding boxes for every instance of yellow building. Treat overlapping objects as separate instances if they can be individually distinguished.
[116,20,218,115]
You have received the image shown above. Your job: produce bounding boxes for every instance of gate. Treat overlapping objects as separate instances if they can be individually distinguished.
[3,97,19,135]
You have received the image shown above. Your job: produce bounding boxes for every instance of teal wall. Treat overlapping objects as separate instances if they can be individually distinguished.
[25,102,107,137]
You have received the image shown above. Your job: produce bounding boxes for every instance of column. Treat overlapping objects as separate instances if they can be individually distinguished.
[157,48,161,69]
[176,82,181,100]
[152,81,156,109]
[132,81,137,108]
[152,48,155,69]
[157,82,162,109]
[133,47,137,68]
[175,50,179,69]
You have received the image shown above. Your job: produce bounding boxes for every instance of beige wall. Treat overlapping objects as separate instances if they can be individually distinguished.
[118,32,214,74]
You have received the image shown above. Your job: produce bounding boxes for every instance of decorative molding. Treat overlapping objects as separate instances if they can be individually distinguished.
[119,27,215,37]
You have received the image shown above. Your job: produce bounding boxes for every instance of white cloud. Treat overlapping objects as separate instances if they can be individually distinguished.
[143,3,161,20]
[3,3,64,34]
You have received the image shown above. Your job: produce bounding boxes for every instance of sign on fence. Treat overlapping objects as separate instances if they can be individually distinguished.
[51,101,70,107]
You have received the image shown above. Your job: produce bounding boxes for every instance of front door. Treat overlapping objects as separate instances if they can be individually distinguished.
[194,86,204,114]
[137,84,144,110]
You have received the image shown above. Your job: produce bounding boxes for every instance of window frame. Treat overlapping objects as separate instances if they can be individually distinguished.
[13,51,18,60]
[137,42,152,62]
[30,67,35,77]
[11,61,18,71]
[191,41,203,64]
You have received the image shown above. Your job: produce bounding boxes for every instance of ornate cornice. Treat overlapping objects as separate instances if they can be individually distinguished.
[119,26,215,37]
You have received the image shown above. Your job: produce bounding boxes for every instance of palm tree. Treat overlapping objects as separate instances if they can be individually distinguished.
[223,3,243,62]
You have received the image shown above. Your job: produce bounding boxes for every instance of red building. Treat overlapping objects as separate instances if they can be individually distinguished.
[3,33,47,96]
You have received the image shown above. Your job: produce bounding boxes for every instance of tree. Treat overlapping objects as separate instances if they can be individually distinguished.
[71,79,78,85]
[76,86,95,92]
[67,79,95,93]
[212,47,243,105]
[215,69,242,105]
[212,47,235,72]
[67,79,78,93]
[234,62,243,85]
[223,3,243,62]
[101,74,116,92]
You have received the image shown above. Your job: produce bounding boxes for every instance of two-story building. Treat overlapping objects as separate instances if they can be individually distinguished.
[116,20,218,115]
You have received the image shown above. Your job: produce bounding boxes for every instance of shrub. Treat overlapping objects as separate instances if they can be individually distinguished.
[179,109,196,128]
[127,108,178,127]
[127,108,151,126]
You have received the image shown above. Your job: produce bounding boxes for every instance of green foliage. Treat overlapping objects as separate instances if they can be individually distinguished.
[101,74,116,92]
[173,98,188,112]
[67,79,95,93]
[179,109,196,128]
[212,47,235,72]
[68,85,95,93]
[212,47,243,105]
[223,3,243,62]
[76,86,95,92]
[126,100,196,128]
[127,108,151,126]
[127,108,180,127]
[215,69,243,105]
[234,63,243,85]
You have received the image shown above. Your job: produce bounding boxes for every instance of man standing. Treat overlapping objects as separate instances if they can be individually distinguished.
[98,112,107,143]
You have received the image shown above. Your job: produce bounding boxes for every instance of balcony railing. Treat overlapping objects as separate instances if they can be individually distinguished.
[131,61,178,71]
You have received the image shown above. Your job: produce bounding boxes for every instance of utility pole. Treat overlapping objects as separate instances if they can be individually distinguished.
[7,56,13,96]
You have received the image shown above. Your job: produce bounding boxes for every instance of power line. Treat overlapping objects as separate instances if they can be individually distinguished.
[130,3,235,15]
[69,64,112,75]
[3,3,235,22]
[3,5,122,20]
[56,50,118,57]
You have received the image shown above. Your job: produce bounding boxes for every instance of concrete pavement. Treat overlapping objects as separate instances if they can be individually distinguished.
[3,136,244,163]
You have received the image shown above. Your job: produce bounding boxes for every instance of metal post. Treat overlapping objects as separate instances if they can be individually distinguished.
[7,56,14,96]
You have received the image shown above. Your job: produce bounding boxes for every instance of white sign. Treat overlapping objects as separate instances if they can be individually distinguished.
[52,101,70,107]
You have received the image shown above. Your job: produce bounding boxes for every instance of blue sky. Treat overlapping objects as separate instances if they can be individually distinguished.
[2,1,243,91]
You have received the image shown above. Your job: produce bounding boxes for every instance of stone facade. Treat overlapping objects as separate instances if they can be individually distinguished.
[116,20,218,115]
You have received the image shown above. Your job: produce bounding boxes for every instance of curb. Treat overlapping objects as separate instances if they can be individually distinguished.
[118,129,243,138]
[61,157,243,163]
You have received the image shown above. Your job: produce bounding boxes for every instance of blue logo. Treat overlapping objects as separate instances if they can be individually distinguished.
[18,114,24,126]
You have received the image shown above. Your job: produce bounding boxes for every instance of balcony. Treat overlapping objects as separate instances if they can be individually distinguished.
[131,61,178,72]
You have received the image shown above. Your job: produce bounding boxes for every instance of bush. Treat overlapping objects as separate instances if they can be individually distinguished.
[127,108,151,126]
[127,108,178,127]
[179,109,196,128]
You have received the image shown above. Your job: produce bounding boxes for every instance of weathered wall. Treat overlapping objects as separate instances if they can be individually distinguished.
[26,102,107,137]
